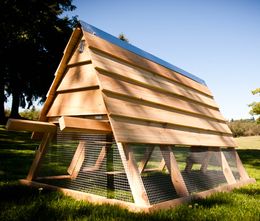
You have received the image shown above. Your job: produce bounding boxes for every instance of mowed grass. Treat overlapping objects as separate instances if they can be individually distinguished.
[235,136,260,149]
[0,126,259,221]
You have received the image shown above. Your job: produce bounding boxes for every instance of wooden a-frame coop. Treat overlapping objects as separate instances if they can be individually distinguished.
[7,21,255,212]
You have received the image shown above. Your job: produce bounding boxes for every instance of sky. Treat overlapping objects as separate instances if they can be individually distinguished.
[7,0,259,120]
[63,0,260,120]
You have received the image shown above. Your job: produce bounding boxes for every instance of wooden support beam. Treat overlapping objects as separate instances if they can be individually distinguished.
[59,116,112,134]
[160,146,189,197]
[231,148,249,180]
[200,147,213,173]
[27,132,54,181]
[158,158,166,171]
[6,118,56,133]
[68,141,86,179]
[117,143,150,206]
[220,150,236,184]
[138,146,155,173]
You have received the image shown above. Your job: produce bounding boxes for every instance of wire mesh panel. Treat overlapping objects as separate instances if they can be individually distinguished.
[131,145,178,204]
[35,130,133,201]
[172,146,228,194]
[222,148,241,180]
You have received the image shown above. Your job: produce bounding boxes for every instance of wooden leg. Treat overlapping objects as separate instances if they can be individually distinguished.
[214,148,236,184]
[27,132,54,181]
[68,141,86,179]
[231,148,249,180]
[117,143,150,206]
[138,146,155,173]
[160,146,189,197]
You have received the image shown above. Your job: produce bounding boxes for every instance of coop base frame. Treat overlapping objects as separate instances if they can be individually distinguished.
[20,178,256,213]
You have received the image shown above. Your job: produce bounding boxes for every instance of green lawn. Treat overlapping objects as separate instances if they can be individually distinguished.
[0,126,259,221]
[235,136,260,149]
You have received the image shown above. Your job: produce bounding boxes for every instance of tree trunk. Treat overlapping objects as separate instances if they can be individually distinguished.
[10,89,21,119]
[0,81,6,124]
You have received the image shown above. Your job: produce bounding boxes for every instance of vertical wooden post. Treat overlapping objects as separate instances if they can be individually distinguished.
[160,146,189,197]
[138,146,155,173]
[117,142,150,206]
[27,132,54,181]
[231,148,249,180]
[219,149,236,184]
[68,141,86,179]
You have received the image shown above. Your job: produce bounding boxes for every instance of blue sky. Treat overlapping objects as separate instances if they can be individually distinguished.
[64,0,260,120]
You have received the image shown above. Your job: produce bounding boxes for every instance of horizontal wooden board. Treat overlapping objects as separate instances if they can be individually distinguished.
[97,73,225,121]
[47,89,107,117]
[57,64,98,92]
[103,94,232,135]
[39,28,83,122]
[90,50,217,106]
[59,116,112,134]
[68,36,91,65]
[109,116,236,147]
[83,31,212,96]
[6,118,56,133]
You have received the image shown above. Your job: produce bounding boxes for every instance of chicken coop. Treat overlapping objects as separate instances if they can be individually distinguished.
[7,20,255,212]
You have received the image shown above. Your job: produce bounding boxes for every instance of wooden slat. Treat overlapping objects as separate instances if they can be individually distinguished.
[109,116,236,147]
[57,64,98,92]
[6,118,56,133]
[68,36,91,66]
[220,150,236,184]
[160,146,189,197]
[59,116,112,134]
[138,146,155,173]
[47,89,107,117]
[68,141,86,178]
[97,73,225,121]
[232,148,249,180]
[82,146,107,172]
[117,143,150,206]
[84,32,212,96]
[91,51,217,105]
[39,27,83,122]
[103,93,231,135]
[97,69,218,109]
[27,132,54,181]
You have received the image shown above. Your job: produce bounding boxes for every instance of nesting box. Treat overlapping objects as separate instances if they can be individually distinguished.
[7,21,255,212]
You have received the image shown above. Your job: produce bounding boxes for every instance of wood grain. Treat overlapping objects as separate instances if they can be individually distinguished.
[109,116,236,147]
[103,93,232,134]
[84,31,212,96]
[57,64,98,92]
[47,89,107,117]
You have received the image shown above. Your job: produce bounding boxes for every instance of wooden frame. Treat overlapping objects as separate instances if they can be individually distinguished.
[117,143,150,206]
[59,116,112,134]
[20,177,256,213]
[160,146,189,197]
[67,141,86,179]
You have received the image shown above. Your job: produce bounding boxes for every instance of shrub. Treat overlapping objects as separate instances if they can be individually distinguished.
[228,119,260,137]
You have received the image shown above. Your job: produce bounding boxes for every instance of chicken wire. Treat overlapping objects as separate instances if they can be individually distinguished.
[35,131,243,205]
[36,130,133,202]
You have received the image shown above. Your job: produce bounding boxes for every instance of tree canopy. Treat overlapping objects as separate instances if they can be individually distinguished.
[249,88,260,123]
[0,0,76,123]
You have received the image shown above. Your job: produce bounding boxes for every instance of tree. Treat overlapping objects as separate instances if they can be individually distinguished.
[249,88,260,123]
[0,0,77,123]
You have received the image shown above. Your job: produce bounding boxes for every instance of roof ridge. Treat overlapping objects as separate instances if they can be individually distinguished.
[79,20,206,86]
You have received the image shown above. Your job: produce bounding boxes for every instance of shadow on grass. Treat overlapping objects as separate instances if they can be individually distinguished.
[237,149,260,169]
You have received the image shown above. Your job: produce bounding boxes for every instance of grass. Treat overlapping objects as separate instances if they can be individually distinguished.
[0,126,259,220]
[235,136,260,149]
